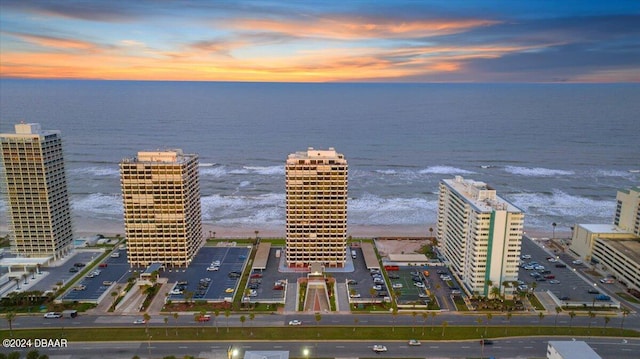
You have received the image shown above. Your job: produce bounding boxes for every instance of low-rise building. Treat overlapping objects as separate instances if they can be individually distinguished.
[547,341,601,359]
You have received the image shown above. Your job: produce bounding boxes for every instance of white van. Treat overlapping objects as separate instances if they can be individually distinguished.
[351,250,357,259]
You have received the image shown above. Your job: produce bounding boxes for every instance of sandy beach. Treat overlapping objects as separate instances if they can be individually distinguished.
[1,217,564,241]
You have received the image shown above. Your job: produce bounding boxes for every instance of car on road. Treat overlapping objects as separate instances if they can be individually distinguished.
[196,315,211,322]
[133,319,147,324]
[480,339,494,345]
[408,339,421,346]
[44,312,62,319]
[372,345,387,353]
[288,320,302,326]
[207,266,219,271]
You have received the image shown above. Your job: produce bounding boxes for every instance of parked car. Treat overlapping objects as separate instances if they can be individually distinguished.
[99,263,108,268]
[600,278,615,284]
[74,285,86,291]
[572,260,583,265]
[555,263,567,268]
[549,280,560,284]
[69,267,79,273]
[588,288,600,294]
[595,294,611,301]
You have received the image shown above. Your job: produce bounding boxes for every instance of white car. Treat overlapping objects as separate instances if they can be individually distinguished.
[211,260,221,266]
[414,282,425,288]
[350,293,361,298]
[133,319,147,325]
[549,280,560,284]
[373,285,383,291]
[372,345,387,353]
[44,312,62,319]
[572,260,583,265]
[408,339,421,346]
[170,289,183,295]
[207,266,219,271]
[288,320,302,326]
[392,283,403,289]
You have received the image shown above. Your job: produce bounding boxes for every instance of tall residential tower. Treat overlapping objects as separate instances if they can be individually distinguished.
[0,123,73,260]
[614,186,640,236]
[437,176,523,298]
[285,147,348,268]
[120,150,203,267]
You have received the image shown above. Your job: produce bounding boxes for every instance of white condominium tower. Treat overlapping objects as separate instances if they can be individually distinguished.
[613,186,640,236]
[437,176,524,298]
[0,123,73,260]
[285,147,348,268]
[120,150,203,267]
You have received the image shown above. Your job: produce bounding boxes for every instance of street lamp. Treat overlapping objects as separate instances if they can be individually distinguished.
[302,348,310,358]
[228,345,238,359]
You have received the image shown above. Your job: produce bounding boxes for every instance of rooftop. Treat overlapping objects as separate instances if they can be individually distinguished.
[596,237,640,265]
[443,176,522,213]
[579,224,631,234]
[548,341,601,359]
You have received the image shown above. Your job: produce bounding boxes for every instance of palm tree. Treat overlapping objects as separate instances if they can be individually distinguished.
[254,230,259,244]
[225,309,231,333]
[353,317,359,332]
[15,277,20,290]
[490,286,500,300]
[476,317,483,332]
[314,312,322,337]
[4,312,16,337]
[430,311,437,331]
[552,222,557,239]
[164,316,169,336]
[621,308,630,330]
[249,313,255,336]
[505,312,512,335]
[143,312,151,334]
[412,311,417,332]
[603,316,611,333]
[588,311,596,333]
[538,312,545,333]
[239,315,246,332]
[369,287,377,302]
[485,313,493,336]
[214,309,220,333]
[568,311,576,331]
[173,312,179,336]
[441,320,448,337]
[554,306,562,329]
[392,308,398,332]
[110,291,118,310]
[421,313,428,335]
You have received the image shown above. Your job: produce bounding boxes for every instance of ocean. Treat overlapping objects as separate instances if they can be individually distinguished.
[0,80,638,238]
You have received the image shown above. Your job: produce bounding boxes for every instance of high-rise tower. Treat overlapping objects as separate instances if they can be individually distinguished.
[613,186,640,236]
[120,150,203,267]
[0,123,73,260]
[285,147,348,268]
[437,176,523,298]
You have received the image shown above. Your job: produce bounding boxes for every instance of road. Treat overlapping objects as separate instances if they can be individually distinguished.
[2,337,639,359]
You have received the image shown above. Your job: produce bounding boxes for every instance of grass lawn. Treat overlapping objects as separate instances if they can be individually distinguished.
[3,325,636,342]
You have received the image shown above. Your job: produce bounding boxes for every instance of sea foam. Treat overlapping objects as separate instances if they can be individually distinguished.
[503,166,574,177]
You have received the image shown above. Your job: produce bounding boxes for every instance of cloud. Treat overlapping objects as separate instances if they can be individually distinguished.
[2,31,106,53]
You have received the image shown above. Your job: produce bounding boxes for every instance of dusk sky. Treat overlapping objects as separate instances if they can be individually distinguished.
[1,0,639,82]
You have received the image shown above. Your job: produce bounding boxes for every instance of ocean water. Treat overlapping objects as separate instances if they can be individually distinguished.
[0,80,638,237]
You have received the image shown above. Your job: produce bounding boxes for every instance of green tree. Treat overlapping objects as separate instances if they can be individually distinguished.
[225,309,231,333]
[239,315,246,332]
[26,350,40,359]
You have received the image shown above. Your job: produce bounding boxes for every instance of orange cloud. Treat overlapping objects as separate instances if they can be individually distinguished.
[5,32,102,53]
[230,17,499,40]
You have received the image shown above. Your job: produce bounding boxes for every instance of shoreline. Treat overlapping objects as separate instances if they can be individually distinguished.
[1,217,568,240]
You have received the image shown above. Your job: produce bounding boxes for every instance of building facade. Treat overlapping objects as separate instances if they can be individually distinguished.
[120,150,203,267]
[592,237,640,293]
[437,176,523,298]
[285,147,348,268]
[0,123,73,260]
[614,186,640,236]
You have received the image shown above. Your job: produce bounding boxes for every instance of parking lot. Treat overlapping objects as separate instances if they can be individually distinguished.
[164,246,250,302]
[519,237,612,304]
[29,251,102,294]
[61,248,131,302]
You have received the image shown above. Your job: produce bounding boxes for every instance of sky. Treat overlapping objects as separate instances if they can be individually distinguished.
[1,0,639,83]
